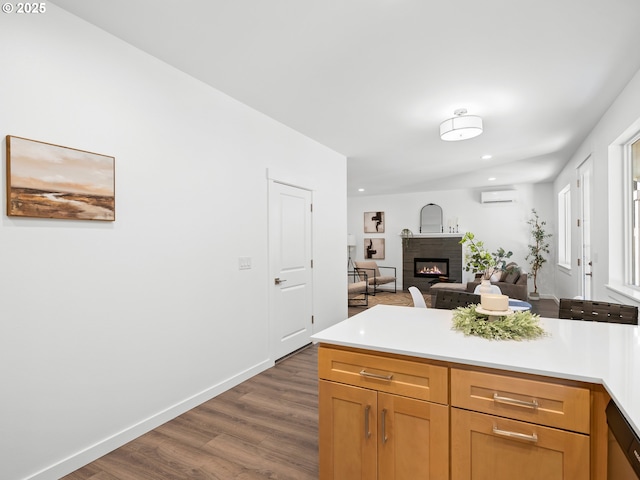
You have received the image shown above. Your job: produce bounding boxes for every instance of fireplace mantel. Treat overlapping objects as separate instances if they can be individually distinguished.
[398,233,463,238]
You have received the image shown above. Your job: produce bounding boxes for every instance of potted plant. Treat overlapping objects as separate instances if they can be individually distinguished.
[525,209,551,301]
[460,232,513,291]
[400,228,413,248]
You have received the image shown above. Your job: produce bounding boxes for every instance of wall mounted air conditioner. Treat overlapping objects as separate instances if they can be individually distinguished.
[480,190,517,204]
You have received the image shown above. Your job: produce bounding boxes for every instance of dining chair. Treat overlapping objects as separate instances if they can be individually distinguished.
[558,298,638,325]
[473,283,502,295]
[408,286,427,308]
[434,290,481,310]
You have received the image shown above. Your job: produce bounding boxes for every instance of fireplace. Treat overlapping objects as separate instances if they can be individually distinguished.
[403,237,462,291]
[414,258,449,278]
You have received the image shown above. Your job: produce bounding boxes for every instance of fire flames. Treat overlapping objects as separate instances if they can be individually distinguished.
[418,265,443,274]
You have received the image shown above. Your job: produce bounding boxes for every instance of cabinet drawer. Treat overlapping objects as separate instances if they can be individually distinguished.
[318,346,448,404]
[451,408,590,480]
[451,368,590,433]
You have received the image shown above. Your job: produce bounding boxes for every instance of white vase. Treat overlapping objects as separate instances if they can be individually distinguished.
[479,278,492,295]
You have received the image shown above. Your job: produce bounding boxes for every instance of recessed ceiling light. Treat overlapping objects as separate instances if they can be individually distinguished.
[481,154,492,160]
[358,188,365,192]
[488,177,496,181]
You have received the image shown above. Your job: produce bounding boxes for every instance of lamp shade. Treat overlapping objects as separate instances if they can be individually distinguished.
[347,234,356,247]
[440,111,483,141]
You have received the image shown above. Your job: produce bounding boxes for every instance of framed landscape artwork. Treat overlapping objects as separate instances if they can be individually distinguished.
[364,238,385,259]
[364,211,384,233]
[6,136,115,221]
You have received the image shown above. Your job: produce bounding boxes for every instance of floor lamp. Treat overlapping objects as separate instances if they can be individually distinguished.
[347,234,356,270]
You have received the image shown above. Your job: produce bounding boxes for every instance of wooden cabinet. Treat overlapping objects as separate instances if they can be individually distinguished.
[451,367,591,480]
[319,380,377,479]
[451,408,590,479]
[377,391,448,479]
[451,368,591,433]
[318,346,449,479]
[317,347,601,480]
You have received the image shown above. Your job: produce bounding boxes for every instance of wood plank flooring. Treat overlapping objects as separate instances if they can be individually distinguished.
[62,345,319,480]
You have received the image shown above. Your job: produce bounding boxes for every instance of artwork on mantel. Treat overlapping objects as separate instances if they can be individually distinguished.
[364,211,384,233]
[6,135,115,221]
[365,238,385,259]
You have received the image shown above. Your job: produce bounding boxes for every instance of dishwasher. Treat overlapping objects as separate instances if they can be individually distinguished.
[606,400,640,479]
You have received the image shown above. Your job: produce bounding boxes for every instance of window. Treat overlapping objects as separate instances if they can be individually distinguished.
[558,184,571,269]
[607,119,640,300]
[631,137,640,286]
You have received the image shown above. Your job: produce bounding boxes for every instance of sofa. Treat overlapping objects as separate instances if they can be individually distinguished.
[429,262,528,301]
[465,262,528,301]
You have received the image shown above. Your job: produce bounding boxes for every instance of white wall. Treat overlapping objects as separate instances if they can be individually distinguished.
[0,6,346,480]
[348,183,555,295]
[553,67,640,305]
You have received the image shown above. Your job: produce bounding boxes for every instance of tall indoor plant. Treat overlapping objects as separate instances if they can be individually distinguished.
[525,209,551,300]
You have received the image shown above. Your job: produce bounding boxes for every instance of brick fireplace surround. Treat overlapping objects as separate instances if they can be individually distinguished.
[402,235,463,292]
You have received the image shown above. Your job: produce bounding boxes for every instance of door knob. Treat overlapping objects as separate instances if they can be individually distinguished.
[274,277,287,285]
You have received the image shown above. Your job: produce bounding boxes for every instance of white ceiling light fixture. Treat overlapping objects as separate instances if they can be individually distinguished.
[440,108,483,141]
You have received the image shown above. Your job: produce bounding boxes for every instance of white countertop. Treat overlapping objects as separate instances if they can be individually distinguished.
[311,304,640,437]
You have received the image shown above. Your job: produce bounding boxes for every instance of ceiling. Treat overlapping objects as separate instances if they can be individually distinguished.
[51,0,640,196]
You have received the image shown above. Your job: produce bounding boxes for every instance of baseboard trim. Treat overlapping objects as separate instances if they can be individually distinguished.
[27,358,274,480]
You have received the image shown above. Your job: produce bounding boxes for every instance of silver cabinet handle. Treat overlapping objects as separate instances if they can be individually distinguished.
[493,425,538,443]
[360,369,393,381]
[381,409,388,444]
[364,405,371,438]
[493,393,539,409]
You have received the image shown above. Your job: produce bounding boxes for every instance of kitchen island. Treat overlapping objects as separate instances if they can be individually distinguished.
[311,304,640,479]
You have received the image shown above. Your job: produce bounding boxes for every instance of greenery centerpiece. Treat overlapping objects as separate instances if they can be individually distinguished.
[452,304,546,340]
[460,232,513,280]
[525,209,552,300]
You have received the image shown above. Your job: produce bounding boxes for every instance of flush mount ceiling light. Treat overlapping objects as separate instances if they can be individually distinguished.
[440,108,483,141]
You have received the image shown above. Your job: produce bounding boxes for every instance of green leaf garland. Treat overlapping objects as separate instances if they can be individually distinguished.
[451,304,547,341]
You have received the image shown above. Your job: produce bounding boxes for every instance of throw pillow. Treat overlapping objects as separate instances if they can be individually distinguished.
[500,262,517,282]
[504,267,521,284]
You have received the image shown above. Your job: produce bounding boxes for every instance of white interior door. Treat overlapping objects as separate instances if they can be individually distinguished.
[578,157,593,300]
[268,181,313,360]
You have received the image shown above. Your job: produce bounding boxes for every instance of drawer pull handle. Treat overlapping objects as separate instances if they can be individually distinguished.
[364,405,371,438]
[493,425,538,443]
[360,369,393,381]
[381,408,388,444]
[493,393,539,409]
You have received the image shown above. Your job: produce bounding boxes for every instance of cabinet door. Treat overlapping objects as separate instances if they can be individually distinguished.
[319,380,377,480]
[378,393,449,480]
[451,408,590,480]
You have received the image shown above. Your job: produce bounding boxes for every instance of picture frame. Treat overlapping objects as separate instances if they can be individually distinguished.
[364,238,385,259]
[6,135,115,221]
[364,211,384,233]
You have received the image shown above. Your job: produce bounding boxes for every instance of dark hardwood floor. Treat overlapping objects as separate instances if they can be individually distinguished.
[63,345,319,480]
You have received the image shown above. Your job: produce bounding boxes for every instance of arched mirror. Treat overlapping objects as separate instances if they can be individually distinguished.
[420,203,443,233]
